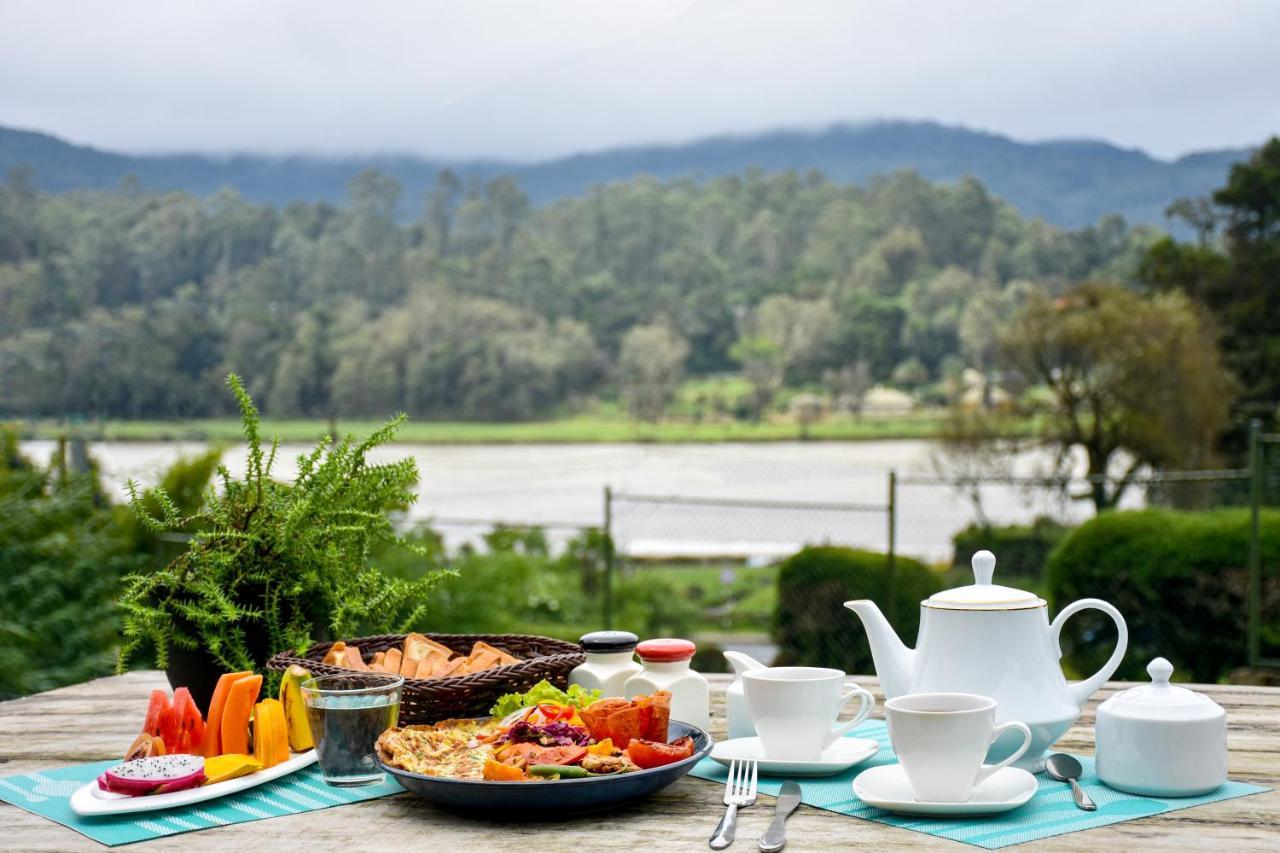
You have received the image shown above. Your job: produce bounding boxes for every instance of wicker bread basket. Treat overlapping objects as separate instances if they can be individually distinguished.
[266,632,584,724]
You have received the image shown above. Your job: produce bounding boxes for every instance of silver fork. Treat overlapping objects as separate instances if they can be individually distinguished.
[709,759,758,849]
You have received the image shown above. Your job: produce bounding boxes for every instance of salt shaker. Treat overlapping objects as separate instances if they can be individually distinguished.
[568,631,642,699]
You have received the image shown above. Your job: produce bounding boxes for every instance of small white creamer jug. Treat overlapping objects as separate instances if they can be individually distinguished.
[723,650,766,740]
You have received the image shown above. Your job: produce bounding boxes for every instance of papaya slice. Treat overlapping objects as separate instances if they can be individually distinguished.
[220,674,262,756]
[203,671,252,756]
[252,702,270,767]
[261,698,290,765]
[171,687,206,754]
[253,701,275,768]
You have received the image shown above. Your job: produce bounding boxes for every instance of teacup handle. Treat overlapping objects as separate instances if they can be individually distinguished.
[823,682,874,748]
[974,721,1032,786]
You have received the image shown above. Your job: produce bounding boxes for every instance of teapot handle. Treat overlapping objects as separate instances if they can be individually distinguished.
[1050,598,1128,709]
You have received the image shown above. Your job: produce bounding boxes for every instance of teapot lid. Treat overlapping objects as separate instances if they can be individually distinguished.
[925,551,1044,610]
[1102,658,1224,720]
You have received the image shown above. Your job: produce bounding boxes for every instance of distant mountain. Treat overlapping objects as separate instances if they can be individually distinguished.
[0,121,1254,229]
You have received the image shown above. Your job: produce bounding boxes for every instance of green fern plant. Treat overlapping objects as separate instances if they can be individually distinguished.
[117,373,452,681]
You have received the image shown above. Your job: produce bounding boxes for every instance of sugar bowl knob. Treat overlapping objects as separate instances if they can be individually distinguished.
[1147,657,1174,686]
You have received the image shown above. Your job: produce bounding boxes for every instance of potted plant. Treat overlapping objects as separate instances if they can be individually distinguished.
[117,373,451,711]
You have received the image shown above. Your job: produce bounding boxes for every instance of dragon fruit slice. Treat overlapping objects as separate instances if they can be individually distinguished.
[99,754,205,796]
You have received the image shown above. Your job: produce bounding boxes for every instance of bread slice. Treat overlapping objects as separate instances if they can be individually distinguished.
[342,646,370,672]
[403,632,453,661]
[414,654,442,680]
[370,651,386,672]
[400,651,424,678]
[322,642,347,666]
[433,657,467,679]
[416,649,449,677]
[383,647,403,676]
[468,640,517,670]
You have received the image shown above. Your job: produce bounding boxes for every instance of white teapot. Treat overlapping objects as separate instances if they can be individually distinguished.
[845,550,1127,772]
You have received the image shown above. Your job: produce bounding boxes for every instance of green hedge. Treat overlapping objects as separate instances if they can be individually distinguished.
[1047,508,1280,683]
[952,517,1071,579]
[774,546,943,673]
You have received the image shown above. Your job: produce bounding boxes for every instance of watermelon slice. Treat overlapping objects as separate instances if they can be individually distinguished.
[142,690,175,742]
[171,687,206,754]
[158,701,180,752]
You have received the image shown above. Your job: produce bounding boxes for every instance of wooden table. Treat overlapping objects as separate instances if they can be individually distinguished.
[1,672,1276,851]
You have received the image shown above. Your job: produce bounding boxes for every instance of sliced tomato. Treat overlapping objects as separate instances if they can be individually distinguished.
[527,745,587,766]
[626,736,695,769]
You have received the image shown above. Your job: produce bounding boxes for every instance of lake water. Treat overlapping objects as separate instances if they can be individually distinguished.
[18,439,1140,562]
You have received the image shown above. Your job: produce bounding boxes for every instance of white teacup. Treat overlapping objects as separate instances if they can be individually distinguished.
[743,666,874,761]
[885,692,1032,803]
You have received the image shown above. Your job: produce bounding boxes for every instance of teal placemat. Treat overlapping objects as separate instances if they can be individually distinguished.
[0,760,403,847]
[691,721,1269,849]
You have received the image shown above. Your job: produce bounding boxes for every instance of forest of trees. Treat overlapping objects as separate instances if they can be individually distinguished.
[0,165,1160,421]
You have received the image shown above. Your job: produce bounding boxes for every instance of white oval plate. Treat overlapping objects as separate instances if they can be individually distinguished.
[710,736,879,777]
[853,764,1037,816]
[70,751,318,816]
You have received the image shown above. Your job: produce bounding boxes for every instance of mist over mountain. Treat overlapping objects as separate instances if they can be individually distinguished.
[0,120,1253,229]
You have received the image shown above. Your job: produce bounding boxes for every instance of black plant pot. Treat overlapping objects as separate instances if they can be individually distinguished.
[164,643,227,716]
[164,622,274,715]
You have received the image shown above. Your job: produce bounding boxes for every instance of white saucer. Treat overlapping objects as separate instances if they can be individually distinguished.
[852,764,1037,816]
[710,737,879,777]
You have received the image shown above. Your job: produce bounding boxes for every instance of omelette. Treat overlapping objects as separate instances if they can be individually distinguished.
[376,719,500,779]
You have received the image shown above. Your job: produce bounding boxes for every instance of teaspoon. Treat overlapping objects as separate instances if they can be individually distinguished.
[1046,753,1097,811]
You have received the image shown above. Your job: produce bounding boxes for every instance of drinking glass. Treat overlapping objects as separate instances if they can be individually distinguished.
[301,672,402,786]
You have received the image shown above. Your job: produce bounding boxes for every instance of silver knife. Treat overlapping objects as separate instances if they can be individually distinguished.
[758,780,802,852]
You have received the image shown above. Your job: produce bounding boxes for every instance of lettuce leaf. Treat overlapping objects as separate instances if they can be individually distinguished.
[490,679,602,718]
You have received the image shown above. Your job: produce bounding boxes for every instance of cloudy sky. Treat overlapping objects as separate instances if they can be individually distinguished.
[2,0,1277,161]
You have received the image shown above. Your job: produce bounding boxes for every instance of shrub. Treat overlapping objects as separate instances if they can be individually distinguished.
[0,431,152,698]
[774,546,943,673]
[951,517,1071,579]
[400,527,701,641]
[1046,508,1280,683]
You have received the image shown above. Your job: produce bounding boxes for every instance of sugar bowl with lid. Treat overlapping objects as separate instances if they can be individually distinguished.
[1095,657,1227,797]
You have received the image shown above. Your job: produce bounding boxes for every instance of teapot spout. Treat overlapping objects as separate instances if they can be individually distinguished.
[844,599,915,699]
[723,650,767,676]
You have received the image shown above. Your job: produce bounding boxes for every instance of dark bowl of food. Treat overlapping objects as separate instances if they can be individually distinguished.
[379,719,712,817]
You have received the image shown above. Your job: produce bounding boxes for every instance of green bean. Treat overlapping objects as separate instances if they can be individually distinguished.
[527,764,591,779]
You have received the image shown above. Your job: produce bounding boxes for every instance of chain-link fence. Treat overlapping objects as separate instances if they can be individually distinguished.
[414,423,1279,679]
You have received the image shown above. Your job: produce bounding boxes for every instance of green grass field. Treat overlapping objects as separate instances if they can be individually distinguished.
[12,410,989,444]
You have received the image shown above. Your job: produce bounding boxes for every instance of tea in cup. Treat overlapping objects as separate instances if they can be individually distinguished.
[885,692,1032,802]
[743,666,873,761]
